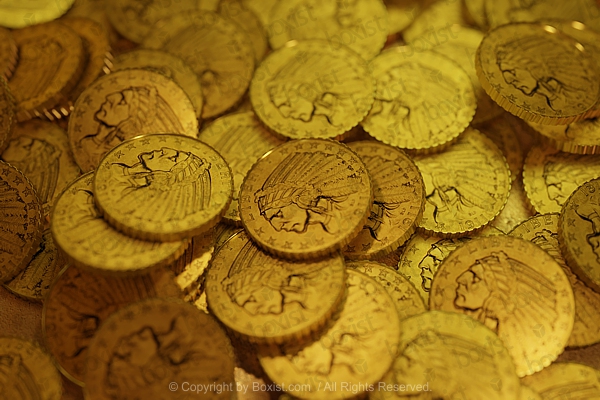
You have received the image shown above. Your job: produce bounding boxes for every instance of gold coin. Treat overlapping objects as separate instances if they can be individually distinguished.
[346,260,426,320]
[68,69,198,172]
[464,0,487,29]
[43,265,181,385]
[105,0,213,43]
[206,230,345,343]
[219,0,268,62]
[59,17,112,111]
[522,144,600,214]
[63,0,119,45]
[371,311,521,400]
[93,134,233,241]
[51,173,187,275]
[485,0,600,29]
[2,120,81,219]
[397,225,503,305]
[402,0,465,43]
[4,229,65,302]
[0,27,17,80]
[492,178,536,233]
[239,139,373,260]
[414,128,511,236]
[109,49,204,120]
[199,111,285,224]
[0,161,42,283]
[142,10,254,119]
[384,0,422,36]
[214,222,243,251]
[429,235,575,377]
[520,362,600,399]
[268,0,388,61]
[8,21,85,122]
[344,141,425,259]
[0,337,62,399]
[476,22,600,125]
[83,297,235,399]
[558,177,600,294]
[0,77,15,154]
[519,385,542,400]
[250,40,374,140]
[428,25,504,125]
[528,118,600,155]
[0,0,75,28]
[361,47,476,151]
[259,269,400,399]
[510,213,600,348]
[477,113,525,182]
[242,0,278,28]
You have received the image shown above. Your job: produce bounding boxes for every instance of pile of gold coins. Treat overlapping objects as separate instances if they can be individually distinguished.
[2,0,600,399]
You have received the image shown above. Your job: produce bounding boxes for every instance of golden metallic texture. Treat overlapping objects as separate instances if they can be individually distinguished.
[430,235,575,377]
[0,0,75,28]
[0,27,17,80]
[528,118,600,155]
[68,69,198,172]
[0,77,15,155]
[520,362,600,399]
[219,0,268,62]
[239,138,373,260]
[250,40,374,140]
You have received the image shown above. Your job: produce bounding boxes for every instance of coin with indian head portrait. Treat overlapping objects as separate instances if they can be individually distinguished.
[250,40,374,140]
[68,69,198,172]
[83,297,236,399]
[0,337,62,400]
[206,230,345,344]
[93,134,233,242]
[0,161,42,284]
[344,141,425,259]
[239,138,373,260]
[429,235,575,377]
[51,173,188,275]
[43,265,181,386]
[476,22,600,125]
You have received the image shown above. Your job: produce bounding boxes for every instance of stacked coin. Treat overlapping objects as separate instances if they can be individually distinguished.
[2,1,600,399]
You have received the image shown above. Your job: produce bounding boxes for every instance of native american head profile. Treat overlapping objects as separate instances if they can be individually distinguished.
[254,151,363,234]
[496,34,592,111]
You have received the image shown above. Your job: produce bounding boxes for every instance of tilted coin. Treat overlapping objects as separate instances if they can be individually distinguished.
[346,260,426,320]
[558,177,600,294]
[485,0,599,29]
[429,235,575,377]
[93,134,233,241]
[428,25,504,125]
[0,161,42,283]
[268,0,388,61]
[219,0,268,62]
[142,10,254,119]
[59,17,112,110]
[109,49,204,120]
[510,213,600,348]
[344,141,425,259]
[51,173,187,275]
[0,27,17,80]
[250,40,374,140]
[63,0,119,45]
[528,118,600,155]
[402,0,466,43]
[476,22,600,125]
[84,297,235,399]
[520,362,600,399]
[68,69,198,172]
[397,225,504,306]
[199,111,284,224]
[239,139,373,260]
[207,230,345,343]
[259,269,400,400]
[214,223,243,251]
[414,128,511,236]
[2,120,81,219]
[8,21,85,122]
[43,265,181,385]
[371,311,521,400]
[0,337,62,399]
[4,230,65,302]
[361,47,476,151]
[0,77,15,155]
[384,0,422,36]
[0,0,75,28]
[522,144,600,214]
[105,0,214,43]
